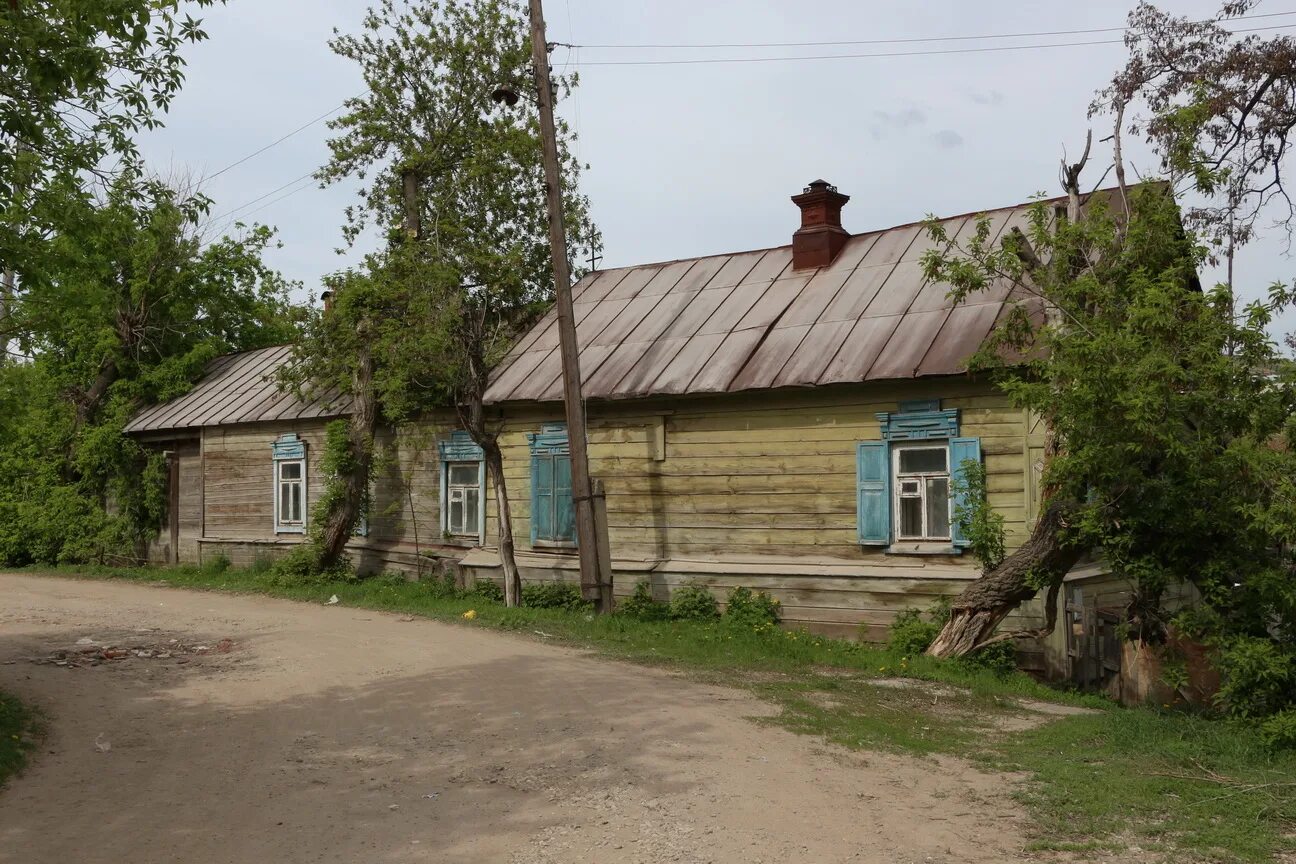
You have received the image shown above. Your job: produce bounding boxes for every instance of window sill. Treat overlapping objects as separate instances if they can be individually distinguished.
[439,536,483,548]
[531,541,577,552]
[884,542,960,556]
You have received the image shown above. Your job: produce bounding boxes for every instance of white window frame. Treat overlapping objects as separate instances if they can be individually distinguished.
[892,443,952,542]
[440,460,485,543]
[274,457,307,534]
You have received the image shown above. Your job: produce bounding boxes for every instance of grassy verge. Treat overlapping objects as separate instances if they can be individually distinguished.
[0,690,40,789]
[21,564,1296,862]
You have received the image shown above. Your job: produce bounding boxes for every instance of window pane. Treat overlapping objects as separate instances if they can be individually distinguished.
[464,488,480,534]
[449,463,478,486]
[279,483,291,522]
[926,477,950,539]
[899,495,923,538]
[449,498,463,533]
[289,482,302,522]
[280,461,302,480]
[898,447,946,474]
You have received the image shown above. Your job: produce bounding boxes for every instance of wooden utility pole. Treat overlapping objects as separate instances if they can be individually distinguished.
[526,0,612,612]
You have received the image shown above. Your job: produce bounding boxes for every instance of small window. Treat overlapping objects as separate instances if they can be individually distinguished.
[276,459,306,530]
[529,423,575,546]
[445,462,481,537]
[893,444,950,541]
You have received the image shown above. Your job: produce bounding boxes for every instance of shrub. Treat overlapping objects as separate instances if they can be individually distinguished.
[1214,635,1296,719]
[962,640,1019,677]
[669,582,719,621]
[421,572,461,599]
[617,580,670,621]
[468,579,504,603]
[887,609,941,656]
[202,553,231,575]
[268,546,356,587]
[247,553,275,575]
[1260,709,1296,749]
[369,570,408,587]
[522,581,589,611]
[723,586,781,629]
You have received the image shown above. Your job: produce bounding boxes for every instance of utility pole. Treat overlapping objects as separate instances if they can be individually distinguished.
[526,0,612,613]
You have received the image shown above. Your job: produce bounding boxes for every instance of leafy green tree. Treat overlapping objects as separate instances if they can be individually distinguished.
[0,175,296,564]
[1,1,221,335]
[285,0,598,602]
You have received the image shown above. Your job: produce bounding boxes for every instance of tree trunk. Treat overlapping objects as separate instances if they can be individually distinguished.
[482,437,522,607]
[76,355,119,426]
[317,343,375,569]
[927,500,1083,657]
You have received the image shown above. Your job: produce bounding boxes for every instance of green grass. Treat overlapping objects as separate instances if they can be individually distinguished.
[19,563,1296,862]
[0,690,40,788]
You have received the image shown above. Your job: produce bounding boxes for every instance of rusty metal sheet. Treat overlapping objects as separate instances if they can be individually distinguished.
[649,332,727,395]
[636,259,696,297]
[508,347,565,402]
[734,273,812,331]
[777,234,877,326]
[772,318,857,388]
[613,336,691,397]
[688,249,765,295]
[540,344,618,401]
[591,293,670,348]
[697,249,788,336]
[908,211,1014,313]
[658,286,735,341]
[124,345,349,433]
[483,347,551,402]
[668,254,728,294]
[687,328,766,393]
[580,343,649,399]
[816,314,903,385]
[818,260,899,323]
[728,324,813,392]
[603,265,660,301]
[866,309,951,381]
[916,301,1002,377]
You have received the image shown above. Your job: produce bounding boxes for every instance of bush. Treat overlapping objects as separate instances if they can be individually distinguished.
[247,553,275,575]
[887,609,941,656]
[962,640,1019,677]
[1214,635,1296,719]
[669,582,719,621]
[202,552,231,575]
[522,581,590,611]
[723,586,781,629]
[617,580,670,621]
[468,579,504,603]
[421,572,461,599]
[369,570,408,587]
[268,546,356,587]
[1260,709,1296,749]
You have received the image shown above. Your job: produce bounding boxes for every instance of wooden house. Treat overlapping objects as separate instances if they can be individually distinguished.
[127,180,1129,676]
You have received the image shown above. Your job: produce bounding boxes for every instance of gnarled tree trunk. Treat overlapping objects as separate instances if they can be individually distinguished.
[927,500,1083,657]
[482,437,522,607]
[317,342,375,568]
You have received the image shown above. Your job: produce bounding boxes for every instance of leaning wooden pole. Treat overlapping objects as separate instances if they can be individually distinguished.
[526,0,612,612]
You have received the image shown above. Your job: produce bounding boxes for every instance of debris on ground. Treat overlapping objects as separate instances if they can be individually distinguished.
[27,637,238,668]
[326,595,340,605]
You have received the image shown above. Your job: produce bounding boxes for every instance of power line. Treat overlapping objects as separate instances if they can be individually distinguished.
[567,22,1296,67]
[558,9,1296,50]
[208,170,318,223]
[205,102,346,181]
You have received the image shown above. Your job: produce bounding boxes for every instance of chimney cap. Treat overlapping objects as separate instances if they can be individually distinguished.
[803,179,837,194]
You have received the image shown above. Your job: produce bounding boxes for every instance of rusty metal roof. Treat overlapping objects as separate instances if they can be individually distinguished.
[124,345,353,434]
[484,199,1042,404]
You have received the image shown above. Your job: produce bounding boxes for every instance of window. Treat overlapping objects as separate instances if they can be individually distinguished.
[445,462,482,537]
[893,444,951,541]
[438,431,485,543]
[271,433,307,534]
[528,423,575,546]
[856,400,981,550]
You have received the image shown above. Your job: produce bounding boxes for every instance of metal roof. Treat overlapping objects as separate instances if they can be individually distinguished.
[124,345,353,434]
[484,200,1041,404]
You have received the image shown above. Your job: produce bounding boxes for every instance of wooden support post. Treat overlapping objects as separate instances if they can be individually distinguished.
[166,450,179,566]
[591,479,613,611]
[527,0,612,612]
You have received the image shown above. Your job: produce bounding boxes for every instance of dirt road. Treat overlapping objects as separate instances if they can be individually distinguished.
[0,574,1030,863]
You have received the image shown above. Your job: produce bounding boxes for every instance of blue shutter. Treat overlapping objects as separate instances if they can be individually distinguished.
[554,455,575,543]
[531,453,554,543]
[949,436,982,550]
[856,441,891,546]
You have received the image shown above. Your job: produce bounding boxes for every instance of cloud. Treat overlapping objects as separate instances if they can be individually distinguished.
[968,89,1004,106]
[931,129,965,149]
[872,107,927,129]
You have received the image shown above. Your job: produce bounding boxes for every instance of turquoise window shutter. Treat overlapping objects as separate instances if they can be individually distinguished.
[554,455,575,542]
[949,436,983,549]
[532,453,554,543]
[856,441,891,545]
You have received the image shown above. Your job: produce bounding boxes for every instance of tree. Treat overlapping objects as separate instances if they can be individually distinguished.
[923,2,1296,671]
[286,0,598,601]
[0,1,221,337]
[0,175,296,564]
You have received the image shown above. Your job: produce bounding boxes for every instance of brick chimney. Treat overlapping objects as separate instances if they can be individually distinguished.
[791,179,850,270]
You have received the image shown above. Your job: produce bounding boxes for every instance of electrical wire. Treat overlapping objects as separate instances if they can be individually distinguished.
[208,170,318,223]
[205,102,347,181]
[566,22,1296,67]
[557,8,1296,50]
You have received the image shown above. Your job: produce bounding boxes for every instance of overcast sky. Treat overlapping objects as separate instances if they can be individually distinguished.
[138,0,1296,341]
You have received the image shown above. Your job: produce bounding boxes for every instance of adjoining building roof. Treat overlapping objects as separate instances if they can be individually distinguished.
[483,199,1042,405]
[123,344,352,434]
